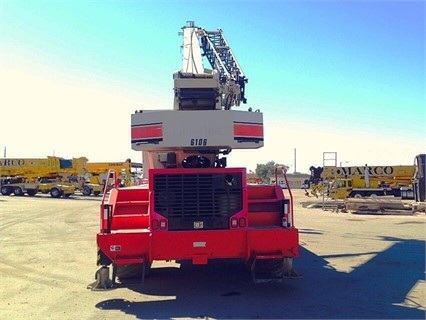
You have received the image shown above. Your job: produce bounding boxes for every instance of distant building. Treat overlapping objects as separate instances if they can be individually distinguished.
[269,172,310,189]
[247,172,262,184]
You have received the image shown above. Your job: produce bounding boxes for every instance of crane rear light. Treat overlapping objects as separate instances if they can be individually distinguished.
[231,217,238,228]
[151,219,159,230]
[160,219,167,230]
[231,217,246,228]
[151,219,168,230]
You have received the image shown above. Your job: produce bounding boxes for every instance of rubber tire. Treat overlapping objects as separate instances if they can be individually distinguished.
[82,186,92,196]
[50,188,63,198]
[369,193,378,198]
[27,189,37,196]
[1,186,12,196]
[14,187,24,196]
[353,193,363,198]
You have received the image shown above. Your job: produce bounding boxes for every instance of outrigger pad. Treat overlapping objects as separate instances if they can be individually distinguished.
[87,266,114,291]
[250,257,302,283]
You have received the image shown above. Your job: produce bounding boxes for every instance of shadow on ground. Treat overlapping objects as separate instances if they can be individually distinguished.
[95,237,425,319]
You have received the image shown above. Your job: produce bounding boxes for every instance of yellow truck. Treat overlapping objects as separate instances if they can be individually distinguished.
[66,176,103,196]
[0,157,141,197]
[0,156,87,197]
[64,160,138,196]
[0,177,38,196]
[323,165,415,199]
[84,159,137,188]
[37,177,76,198]
[0,156,88,177]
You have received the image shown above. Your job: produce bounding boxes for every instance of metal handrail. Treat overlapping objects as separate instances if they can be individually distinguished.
[274,166,294,226]
[100,169,118,233]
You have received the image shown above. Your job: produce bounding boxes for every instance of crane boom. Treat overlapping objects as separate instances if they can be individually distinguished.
[177,21,248,110]
[199,27,247,106]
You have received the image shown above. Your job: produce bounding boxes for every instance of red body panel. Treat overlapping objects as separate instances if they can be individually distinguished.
[98,228,298,265]
[131,124,163,140]
[97,168,299,266]
[233,123,263,138]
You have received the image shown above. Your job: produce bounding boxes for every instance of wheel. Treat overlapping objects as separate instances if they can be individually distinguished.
[353,193,363,198]
[369,193,378,198]
[27,189,37,196]
[1,186,12,196]
[14,187,24,196]
[50,188,63,198]
[82,186,92,196]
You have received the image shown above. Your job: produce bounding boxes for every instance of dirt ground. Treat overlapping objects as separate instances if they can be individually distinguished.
[0,189,425,319]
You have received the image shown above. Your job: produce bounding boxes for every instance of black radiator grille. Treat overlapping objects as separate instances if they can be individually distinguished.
[153,172,243,230]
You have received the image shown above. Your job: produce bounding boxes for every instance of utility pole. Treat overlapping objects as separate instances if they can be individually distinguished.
[293,148,296,173]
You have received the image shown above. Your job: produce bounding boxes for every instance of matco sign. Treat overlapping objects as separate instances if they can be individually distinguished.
[0,159,25,167]
[333,166,394,176]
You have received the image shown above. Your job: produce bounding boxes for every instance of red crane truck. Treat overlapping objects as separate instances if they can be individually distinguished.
[91,21,300,289]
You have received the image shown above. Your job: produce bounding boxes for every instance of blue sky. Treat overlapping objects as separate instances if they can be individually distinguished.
[0,0,424,173]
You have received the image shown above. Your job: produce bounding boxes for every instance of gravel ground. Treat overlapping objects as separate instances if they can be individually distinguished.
[0,189,424,319]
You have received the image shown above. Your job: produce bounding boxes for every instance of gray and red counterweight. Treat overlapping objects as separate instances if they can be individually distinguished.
[131,110,263,149]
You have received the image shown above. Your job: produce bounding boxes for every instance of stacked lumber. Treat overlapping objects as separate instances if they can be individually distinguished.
[344,197,413,214]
